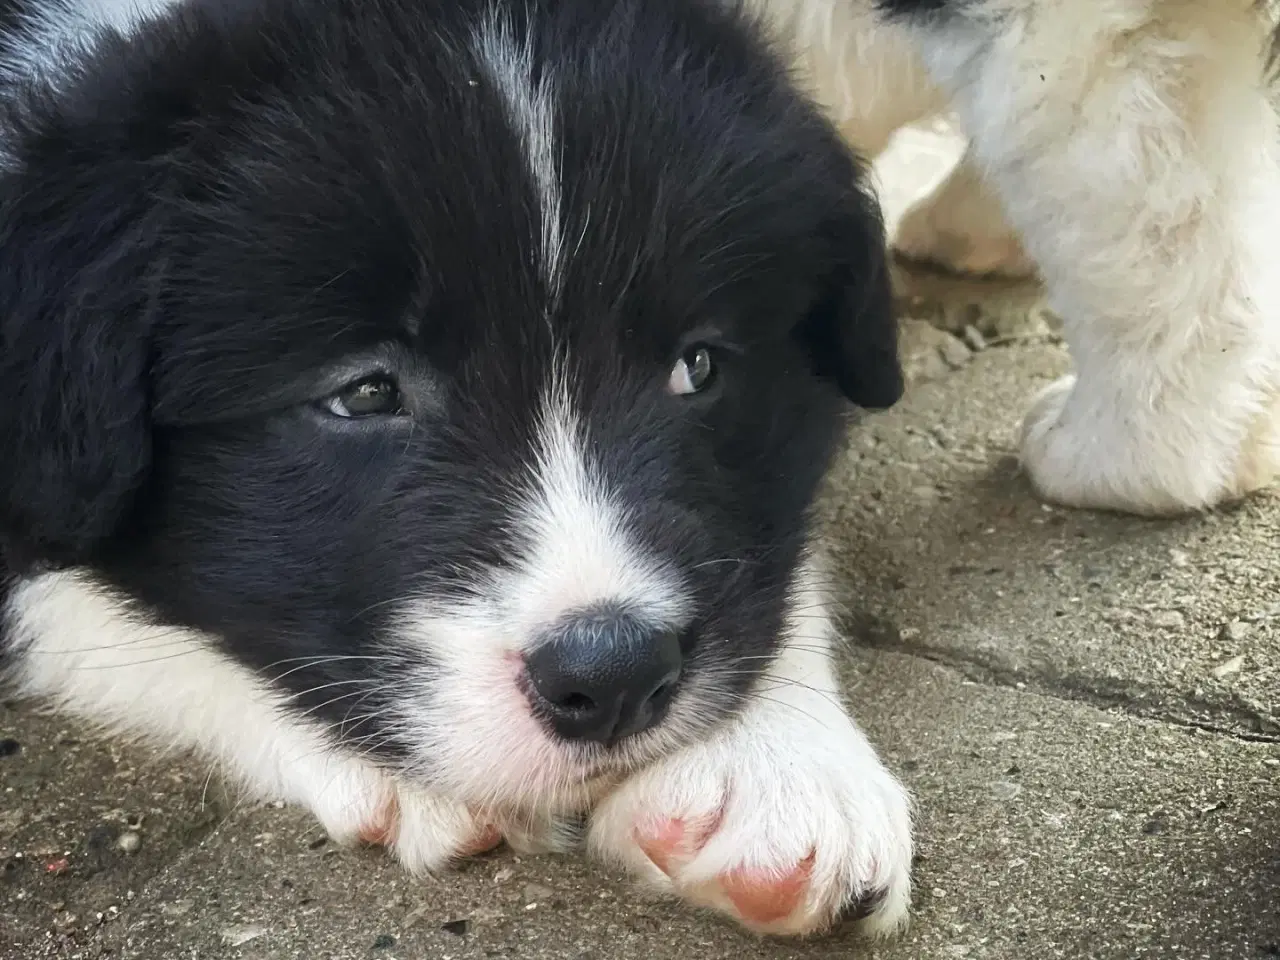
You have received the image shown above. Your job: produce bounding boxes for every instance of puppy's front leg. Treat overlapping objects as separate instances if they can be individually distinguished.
[4,571,501,871]
[587,569,913,937]
[902,2,1280,514]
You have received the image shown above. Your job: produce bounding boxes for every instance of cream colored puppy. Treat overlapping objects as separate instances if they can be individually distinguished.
[749,0,1280,516]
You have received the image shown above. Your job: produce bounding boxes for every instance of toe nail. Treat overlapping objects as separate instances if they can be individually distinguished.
[840,886,889,923]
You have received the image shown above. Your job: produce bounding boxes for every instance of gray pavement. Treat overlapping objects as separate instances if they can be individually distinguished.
[3,134,1279,960]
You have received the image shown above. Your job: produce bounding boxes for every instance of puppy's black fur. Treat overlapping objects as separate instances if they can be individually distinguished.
[0,0,900,761]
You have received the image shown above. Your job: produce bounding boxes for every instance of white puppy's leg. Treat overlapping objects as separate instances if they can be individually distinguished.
[588,565,912,938]
[3,571,500,869]
[893,143,1035,279]
[906,1,1280,513]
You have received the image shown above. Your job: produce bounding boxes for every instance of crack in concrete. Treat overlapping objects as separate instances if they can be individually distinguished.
[847,613,1280,746]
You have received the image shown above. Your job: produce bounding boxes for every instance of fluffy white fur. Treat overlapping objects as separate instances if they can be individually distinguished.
[753,0,1280,515]
[588,569,913,937]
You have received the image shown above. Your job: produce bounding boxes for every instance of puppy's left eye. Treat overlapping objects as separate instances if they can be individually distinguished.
[321,375,407,418]
[667,345,716,396]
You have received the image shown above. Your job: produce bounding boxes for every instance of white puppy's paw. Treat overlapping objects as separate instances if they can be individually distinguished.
[893,152,1035,280]
[1018,373,1280,515]
[587,665,913,937]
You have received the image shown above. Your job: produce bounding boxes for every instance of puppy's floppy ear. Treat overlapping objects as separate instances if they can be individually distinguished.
[0,110,168,568]
[795,190,904,410]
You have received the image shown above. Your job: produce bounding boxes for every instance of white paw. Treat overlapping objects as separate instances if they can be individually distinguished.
[309,767,582,870]
[293,759,504,870]
[587,671,913,937]
[1018,373,1279,515]
[1018,373,1153,512]
[301,752,595,871]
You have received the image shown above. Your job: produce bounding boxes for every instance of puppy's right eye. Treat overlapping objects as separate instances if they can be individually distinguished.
[320,375,406,419]
[667,345,716,396]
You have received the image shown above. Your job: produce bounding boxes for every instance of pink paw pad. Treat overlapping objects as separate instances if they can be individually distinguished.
[457,821,504,857]
[720,854,815,926]
[634,811,722,875]
[634,814,815,928]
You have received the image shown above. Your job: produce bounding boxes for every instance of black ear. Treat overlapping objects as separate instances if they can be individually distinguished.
[796,195,904,411]
[0,110,165,568]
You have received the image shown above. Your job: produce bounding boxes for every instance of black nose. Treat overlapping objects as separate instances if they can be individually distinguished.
[523,610,683,744]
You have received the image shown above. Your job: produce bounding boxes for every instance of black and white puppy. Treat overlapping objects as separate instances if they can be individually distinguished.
[0,0,913,938]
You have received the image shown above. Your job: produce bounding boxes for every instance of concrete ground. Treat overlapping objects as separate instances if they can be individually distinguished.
[4,130,1280,960]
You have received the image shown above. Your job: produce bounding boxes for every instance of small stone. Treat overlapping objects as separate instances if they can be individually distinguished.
[492,867,515,884]
[991,781,1023,801]
[220,925,267,947]
[116,832,141,855]
[929,425,954,448]
[911,484,941,502]
[441,919,471,936]
[939,335,972,370]
[372,934,396,950]
[522,882,553,900]
[900,321,969,383]
[962,325,987,351]
[1220,621,1252,642]
[1151,610,1185,630]
[1212,655,1246,679]
[1142,818,1166,835]
[1168,549,1191,569]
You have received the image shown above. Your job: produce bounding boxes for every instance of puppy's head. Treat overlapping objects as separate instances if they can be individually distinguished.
[0,0,901,808]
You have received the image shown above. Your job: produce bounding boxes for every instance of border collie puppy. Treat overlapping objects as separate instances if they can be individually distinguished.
[748,0,1280,516]
[0,0,913,939]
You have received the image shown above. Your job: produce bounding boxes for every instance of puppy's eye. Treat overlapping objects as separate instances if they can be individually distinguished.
[667,346,715,396]
[321,375,406,418]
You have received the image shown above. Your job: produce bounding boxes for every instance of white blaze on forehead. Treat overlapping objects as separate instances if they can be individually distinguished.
[471,6,566,296]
